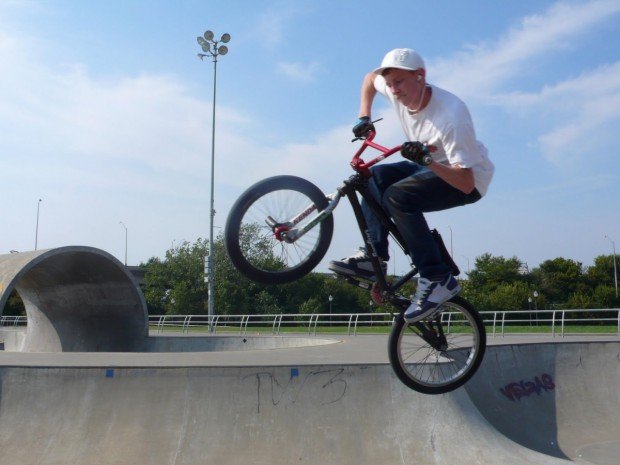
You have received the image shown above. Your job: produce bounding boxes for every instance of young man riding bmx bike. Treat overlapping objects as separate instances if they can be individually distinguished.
[329,48,495,324]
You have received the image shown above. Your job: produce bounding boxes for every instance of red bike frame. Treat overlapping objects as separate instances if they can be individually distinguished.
[349,132,403,178]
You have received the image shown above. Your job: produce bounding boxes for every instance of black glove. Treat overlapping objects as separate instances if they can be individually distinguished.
[352,116,375,138]
[401,141,432,166]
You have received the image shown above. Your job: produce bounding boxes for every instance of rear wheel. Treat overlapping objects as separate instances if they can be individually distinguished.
[225,175,334,284]
[388,296,486,394]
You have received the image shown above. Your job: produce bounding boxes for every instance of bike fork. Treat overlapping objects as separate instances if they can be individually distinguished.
[267,191,342,243]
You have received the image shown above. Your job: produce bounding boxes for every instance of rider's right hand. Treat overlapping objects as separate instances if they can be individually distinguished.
[401,141,433,166]
[352,116,375,138]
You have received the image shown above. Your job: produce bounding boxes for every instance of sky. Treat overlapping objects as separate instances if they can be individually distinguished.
[1,0,620,276]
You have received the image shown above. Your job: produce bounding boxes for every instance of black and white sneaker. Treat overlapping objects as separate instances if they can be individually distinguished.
[328,248,387,281]
[404,275,461,323]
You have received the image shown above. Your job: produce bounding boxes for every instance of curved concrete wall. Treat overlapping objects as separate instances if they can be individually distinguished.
[0,247,148,352]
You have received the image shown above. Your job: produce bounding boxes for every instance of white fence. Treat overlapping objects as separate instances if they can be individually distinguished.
[148,308,620,337]
[3,309,619,338]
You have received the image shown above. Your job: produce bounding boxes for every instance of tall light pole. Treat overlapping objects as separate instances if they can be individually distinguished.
[119,221,128,266]
[35,198,42,250]
[461,254,470,274]
[197,30,230,331]
[604,235,618,298]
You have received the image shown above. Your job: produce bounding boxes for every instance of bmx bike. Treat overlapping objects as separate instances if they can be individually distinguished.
[224,131,486,394]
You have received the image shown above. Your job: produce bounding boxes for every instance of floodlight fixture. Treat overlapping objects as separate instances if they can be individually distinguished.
[204,30,214,41]
[218,45,228,55]
[221,33,231,43]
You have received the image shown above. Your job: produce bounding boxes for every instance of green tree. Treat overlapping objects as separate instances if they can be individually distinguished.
[531,258,587,305]
[299,297,321,314]
[566,291,594,310]
[252,290,283,314]
[2,289,25,316]
[486,281,534,312]
[586,255,619,291]
[591,285,619,308]
[467,253,526,293]
[142,239,209,315]
[143,224,331,316]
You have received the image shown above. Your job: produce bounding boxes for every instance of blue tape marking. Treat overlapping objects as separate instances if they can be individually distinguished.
[105,368,115,378]
[291,367,299,378]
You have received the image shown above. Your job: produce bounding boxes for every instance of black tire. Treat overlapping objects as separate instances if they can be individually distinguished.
[225,175,334,284]
[388,296,486,394]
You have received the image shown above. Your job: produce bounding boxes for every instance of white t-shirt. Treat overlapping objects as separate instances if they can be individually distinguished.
[374,76,494,196]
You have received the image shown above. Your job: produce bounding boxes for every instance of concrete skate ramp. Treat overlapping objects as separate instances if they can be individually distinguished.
[0,342,618,465]
[467,341,620,464]
[0,247,148,352]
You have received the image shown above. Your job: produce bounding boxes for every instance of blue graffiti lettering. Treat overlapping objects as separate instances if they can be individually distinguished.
[500,373,555,401]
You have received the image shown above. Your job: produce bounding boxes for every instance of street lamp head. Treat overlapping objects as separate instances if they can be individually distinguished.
[204,30,214,41]
[220,33,231,43]
[218,45,228,56]
[197,36,207,46]
[201,44,211,53]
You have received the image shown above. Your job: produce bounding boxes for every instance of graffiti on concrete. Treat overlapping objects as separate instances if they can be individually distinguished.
[243,368,347,413]
[500,373,555,401]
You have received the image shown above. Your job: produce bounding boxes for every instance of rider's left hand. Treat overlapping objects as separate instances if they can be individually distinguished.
[352,116,375,138]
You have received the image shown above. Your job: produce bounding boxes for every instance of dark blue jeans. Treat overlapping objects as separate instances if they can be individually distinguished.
[361,161,481,280]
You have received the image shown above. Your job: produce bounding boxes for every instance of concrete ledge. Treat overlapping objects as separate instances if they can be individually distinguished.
[0,247,148,352]
[146,334,339,352]
[0,328,26,351]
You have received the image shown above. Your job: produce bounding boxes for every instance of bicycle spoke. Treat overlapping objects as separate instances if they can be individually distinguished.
[239,188,324,271]
[391,298,484,391]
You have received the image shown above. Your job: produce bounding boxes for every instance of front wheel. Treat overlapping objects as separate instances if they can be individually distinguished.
[388,296,486,394]
[225,175,334,285]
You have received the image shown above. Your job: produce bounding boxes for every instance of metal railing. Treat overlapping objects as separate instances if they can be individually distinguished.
[0,316,26,327]
[486,308,620,337]
[147,308,620,337]
[3,309,619,337]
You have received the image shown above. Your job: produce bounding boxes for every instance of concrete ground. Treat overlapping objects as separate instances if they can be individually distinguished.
[3,247,618,464]
[0,332,619,465]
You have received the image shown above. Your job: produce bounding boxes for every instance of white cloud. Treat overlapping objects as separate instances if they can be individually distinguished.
[431,0,620,100]
[0,29,250,193]
[276,61,322,83]
[423,1,620,168]
[254,3,311,49]
[488,62,620,164]
[0,25,259,259]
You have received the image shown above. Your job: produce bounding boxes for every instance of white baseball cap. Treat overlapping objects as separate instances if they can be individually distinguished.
[373,48,425,74]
